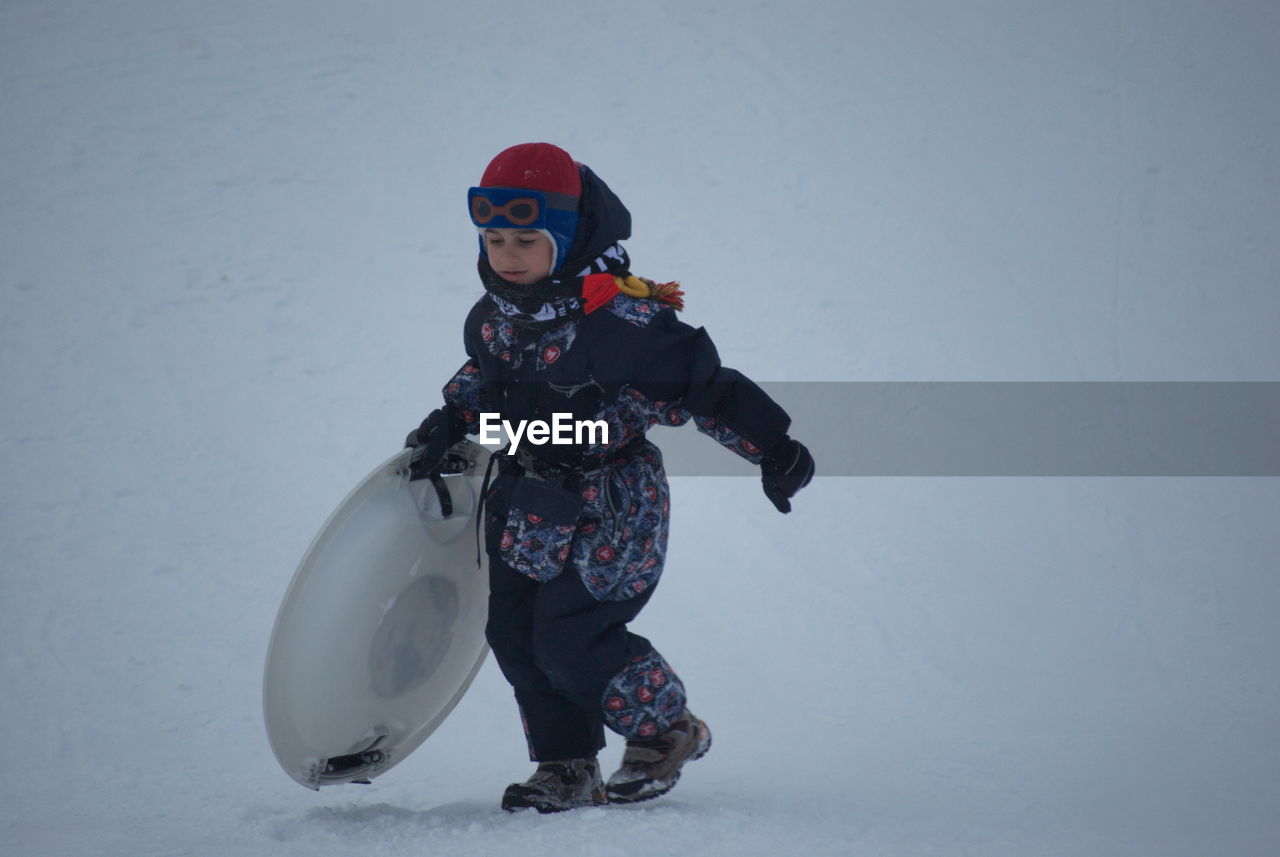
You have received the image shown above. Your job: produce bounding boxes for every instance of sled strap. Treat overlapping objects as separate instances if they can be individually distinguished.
[474,448,502,569]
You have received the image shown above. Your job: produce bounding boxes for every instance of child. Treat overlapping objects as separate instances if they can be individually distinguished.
[406,143,814,813]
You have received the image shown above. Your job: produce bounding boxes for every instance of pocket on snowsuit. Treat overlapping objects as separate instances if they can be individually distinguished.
[573,451,670,601]
[493,476,585,582]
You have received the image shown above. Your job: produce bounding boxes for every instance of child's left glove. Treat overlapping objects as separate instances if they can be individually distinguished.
[760,436,815,514]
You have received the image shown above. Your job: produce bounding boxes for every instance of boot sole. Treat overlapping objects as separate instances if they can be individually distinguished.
[502,788,608,814]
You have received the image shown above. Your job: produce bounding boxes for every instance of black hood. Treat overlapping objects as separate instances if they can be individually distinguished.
[560,163,631,276]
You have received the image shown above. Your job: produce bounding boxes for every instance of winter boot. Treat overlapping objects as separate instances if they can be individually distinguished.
[501,757,607,813]
[605,710,712,804]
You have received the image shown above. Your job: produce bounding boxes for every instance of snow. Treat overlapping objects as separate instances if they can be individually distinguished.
[2,1,1278,855]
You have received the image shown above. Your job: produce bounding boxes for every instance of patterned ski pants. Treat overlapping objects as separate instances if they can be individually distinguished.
[485,554,687,761]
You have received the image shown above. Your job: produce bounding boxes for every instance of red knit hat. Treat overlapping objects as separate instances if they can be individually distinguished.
[479,142,582,198]
[474,143,583,273]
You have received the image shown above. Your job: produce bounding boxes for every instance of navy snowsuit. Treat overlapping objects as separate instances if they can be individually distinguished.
[434,167,794,760]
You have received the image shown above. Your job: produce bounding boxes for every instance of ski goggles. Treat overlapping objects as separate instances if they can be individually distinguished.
[468,186,578,230]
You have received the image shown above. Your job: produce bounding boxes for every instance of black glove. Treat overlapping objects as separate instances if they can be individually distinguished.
[404,408,457,481]
[760,435,814,514]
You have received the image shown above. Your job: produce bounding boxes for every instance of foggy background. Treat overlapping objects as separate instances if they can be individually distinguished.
[3,1,1277,855]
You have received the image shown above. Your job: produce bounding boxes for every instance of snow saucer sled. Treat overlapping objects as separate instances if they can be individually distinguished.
[264,440,490,790]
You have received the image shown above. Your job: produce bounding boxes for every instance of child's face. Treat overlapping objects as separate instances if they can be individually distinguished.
[484,228,554,285]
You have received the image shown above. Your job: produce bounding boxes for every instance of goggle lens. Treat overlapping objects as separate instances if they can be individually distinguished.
[469,191,543,227]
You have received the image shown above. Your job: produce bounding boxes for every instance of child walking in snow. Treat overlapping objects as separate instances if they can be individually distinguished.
[405,143,814,812]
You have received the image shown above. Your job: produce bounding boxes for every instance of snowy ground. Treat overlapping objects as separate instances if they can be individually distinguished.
[3,1,1278,855]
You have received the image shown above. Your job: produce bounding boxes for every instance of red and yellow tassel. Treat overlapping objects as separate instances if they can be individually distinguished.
[614,275,686,311]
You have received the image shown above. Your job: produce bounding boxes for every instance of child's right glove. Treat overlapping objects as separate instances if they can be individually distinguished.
[760,435,815,514]
[404,407,459,481]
